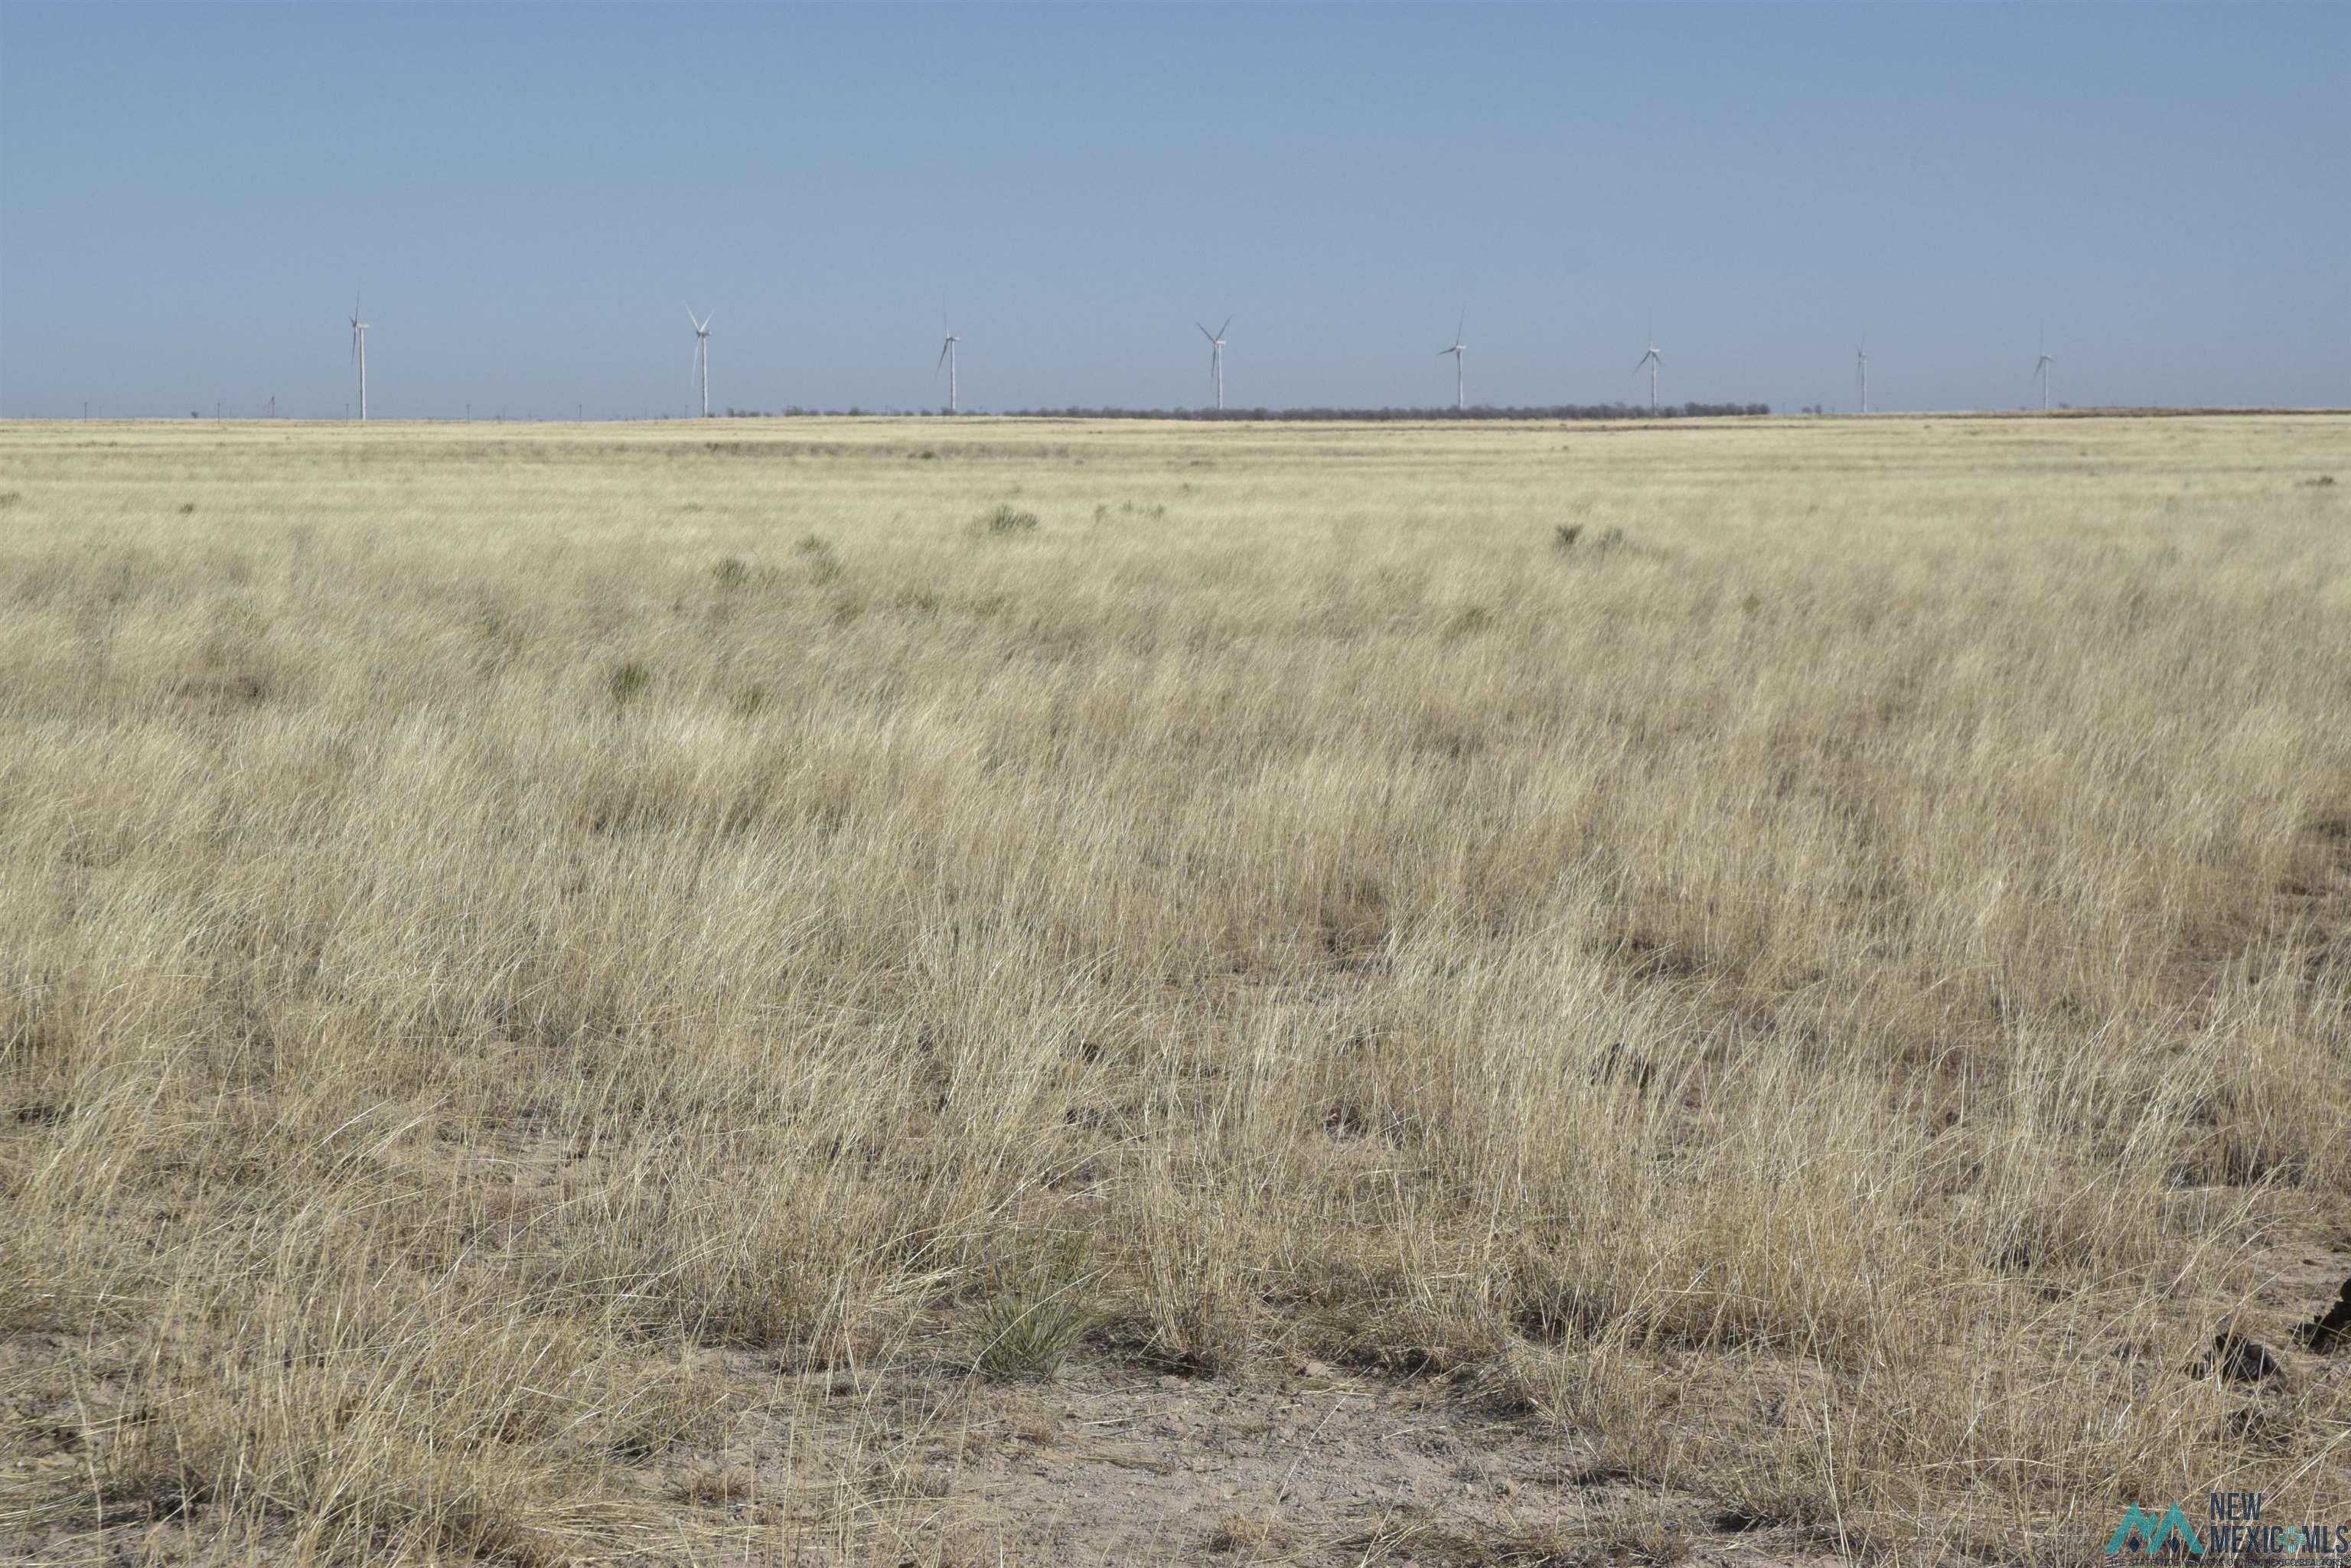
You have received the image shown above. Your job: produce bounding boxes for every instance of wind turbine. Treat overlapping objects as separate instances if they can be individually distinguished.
[936,314,960,414]
[686,307,712,417]
[1438,309,1466,411]
[349,292,369,421]
[2033,328,2055,412]
[1634,313,1661,414]
[1855,339,1869,415]
[1197,316,1231,411]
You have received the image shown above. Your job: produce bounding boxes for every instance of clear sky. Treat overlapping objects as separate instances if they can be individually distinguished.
[2,2,2344,419]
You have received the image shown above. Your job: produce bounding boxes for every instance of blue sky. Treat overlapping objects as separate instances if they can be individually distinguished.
[2,2,2344,418]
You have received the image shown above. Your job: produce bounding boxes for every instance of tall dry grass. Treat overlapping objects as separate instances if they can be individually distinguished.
[2,414,2347,1562]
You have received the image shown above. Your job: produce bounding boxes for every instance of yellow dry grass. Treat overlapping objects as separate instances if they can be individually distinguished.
[1,413,2347,1564]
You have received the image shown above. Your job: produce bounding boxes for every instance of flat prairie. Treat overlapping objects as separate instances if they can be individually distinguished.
[2,413,2347,1565]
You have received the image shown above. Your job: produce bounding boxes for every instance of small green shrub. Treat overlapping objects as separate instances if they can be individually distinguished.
[608,661,652,705]
[712,556,750,590]
[730,685,769,718]
[1553,523,1583,550]
[980,503,1040,535]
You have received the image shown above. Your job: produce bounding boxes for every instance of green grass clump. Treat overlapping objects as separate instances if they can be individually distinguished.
[971,1237,1098,1383]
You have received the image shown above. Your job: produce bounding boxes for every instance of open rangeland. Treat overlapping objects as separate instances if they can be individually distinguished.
[2,413,2348,1566]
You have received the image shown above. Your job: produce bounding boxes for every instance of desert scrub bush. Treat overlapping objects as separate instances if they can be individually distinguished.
[970,1237,1099,1383]
[711,556,750,589]
[979,501,1040,535]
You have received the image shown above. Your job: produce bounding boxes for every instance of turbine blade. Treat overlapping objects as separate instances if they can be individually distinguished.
[937,340,951,374]
[1198,321,1214,343]
[1455,308,1466,343]
[1218,316,1232,340]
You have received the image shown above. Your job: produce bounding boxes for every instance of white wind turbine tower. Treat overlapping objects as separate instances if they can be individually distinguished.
[349,292,370,421]
[1438,310,1466,411]
[1198,317,1231,411]
[936,314,960,414]
[2033,328,2055,412]
[1634,313,1661,413]
[1856,339,1869,415]
[686,307,712,417]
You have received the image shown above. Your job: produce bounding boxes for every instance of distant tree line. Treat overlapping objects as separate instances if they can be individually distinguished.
[727,403,1771,421]
[1004,403,1771,421]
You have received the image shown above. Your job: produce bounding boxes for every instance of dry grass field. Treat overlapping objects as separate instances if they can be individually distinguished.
[2,412,2348,1566]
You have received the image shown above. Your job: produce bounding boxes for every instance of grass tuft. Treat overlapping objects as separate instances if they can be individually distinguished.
[980,501,1041,534]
